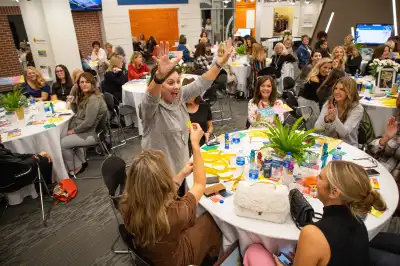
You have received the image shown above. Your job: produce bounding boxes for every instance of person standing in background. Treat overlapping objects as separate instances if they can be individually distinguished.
[204,18,213,44]
[283,36,295,56]
[296,35,312,69]
[177,35,193,63]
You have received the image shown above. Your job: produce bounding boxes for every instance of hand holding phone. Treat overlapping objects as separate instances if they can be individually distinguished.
[276,252,293,266]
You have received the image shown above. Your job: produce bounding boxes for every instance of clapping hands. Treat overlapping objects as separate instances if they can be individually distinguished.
[325,104,336,122]
[385,117,398,140]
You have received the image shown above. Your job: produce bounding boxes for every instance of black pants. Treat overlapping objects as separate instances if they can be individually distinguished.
[369,232,400,266]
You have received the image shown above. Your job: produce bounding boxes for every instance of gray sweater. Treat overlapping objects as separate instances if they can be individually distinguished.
[139,76,213,175]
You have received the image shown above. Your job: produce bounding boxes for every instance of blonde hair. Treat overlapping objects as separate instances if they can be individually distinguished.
[217,43,225,57]
[119,149,177,246]
[130,51,143,67]
[274,42,288,55]
[200,37,208,43]
[306,57,333,82]
[331,46,347,69]
[283,37,293,47]
[71,69,84,84]
[105,42,113,49]
[107,55,123,72]
[328,76,360,122]
[24,66,45,89]
[325,161,386,217]
[251,43,266,62]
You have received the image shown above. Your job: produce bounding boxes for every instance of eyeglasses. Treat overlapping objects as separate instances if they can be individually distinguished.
[55,70,64,73]
[352,157,378,169]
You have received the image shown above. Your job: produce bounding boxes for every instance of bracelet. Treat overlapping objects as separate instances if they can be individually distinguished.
[153,73,166,84]
[214,61,223,70]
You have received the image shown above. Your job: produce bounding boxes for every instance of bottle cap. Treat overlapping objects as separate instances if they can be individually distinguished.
[219,199,224,203]
[287,152,292,155]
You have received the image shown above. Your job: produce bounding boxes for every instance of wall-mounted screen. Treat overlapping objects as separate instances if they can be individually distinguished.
[118,0,188,4]
[237,28,251,37]
[70,0,102,11]
[355,24,393,45]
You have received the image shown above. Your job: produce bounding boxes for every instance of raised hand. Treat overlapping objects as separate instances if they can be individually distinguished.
[189,123,204,146]
[153,42,182,78]
[385,116,398,139]
[218,37,234,66]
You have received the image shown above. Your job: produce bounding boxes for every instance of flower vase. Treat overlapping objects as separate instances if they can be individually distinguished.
[9,106,24,120]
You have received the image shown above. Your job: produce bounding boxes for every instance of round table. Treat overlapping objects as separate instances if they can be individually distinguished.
[186,131,399,254]
[231,64,252,98]
[122,74,199,135]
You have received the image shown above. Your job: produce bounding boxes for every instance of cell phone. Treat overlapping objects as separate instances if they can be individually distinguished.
[277,252,293,266]
[366,169,380,176]
[219,189,233,197]
[206,176,219,184]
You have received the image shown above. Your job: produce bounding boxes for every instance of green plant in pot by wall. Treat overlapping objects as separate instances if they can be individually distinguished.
[261,116,318,163]
[235,44,247,56]
[0,86,26,110]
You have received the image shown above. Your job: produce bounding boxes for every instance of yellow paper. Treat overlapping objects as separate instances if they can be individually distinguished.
[323,136,343,152]
[47,117,64,123]
[370,207,385,218]
[248,129,269,138]
[378,98,396,107]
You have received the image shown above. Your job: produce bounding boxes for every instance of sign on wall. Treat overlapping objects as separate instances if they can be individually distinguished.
[118,0,188,5]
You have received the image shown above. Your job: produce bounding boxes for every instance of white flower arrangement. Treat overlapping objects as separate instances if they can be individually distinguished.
[370,59,400,76]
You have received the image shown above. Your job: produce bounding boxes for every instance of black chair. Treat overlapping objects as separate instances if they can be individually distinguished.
[358,110,375,150]
[100,155,130,254]
[118,224,152,265]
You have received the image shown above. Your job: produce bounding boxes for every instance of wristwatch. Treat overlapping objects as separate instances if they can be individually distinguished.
[153,73,166,84]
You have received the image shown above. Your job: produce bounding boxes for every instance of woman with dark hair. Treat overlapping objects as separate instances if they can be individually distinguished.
[90,41,107,62]
[51,64,73,101]
[246,36,257,55]
[362,45,393,76]
[194,43,212,71]
[316,40,331,58]
[143,36,157,61]
[296,34,312,69]
[248,75,283,128]
[317,68,346,109]
[177,34,193,62]
[314,31,328,49]
[345,44,362,75]
[62,72,107,176]
[199,31,209,44]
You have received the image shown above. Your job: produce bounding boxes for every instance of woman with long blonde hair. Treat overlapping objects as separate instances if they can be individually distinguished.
[298,57,333,129]
[250,43,267,86]
[22,66,50,101]
[103,55,128,101]
[270,42,296,78]
[252,160,386,266]
[331,46,347,70]
[128,51,150,80]
[120,124,222,266]
[315,77,364,146]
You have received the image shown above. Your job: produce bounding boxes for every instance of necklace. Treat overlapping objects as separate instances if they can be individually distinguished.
[274,54,282,70]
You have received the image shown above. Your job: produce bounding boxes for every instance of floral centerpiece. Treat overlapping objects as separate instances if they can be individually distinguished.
[0,85,27,120]
[369,59,400,77]
[283,29,292,38]
[235,44,247,56]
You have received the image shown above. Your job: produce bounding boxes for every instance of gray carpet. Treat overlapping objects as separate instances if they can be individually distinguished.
[0,99,247,266]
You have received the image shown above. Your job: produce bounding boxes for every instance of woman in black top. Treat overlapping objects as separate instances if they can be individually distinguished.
[345,44,362,75]
[270,42,296,78]
[103,55,128,101]
[51,64,73,101]
[273,161,386,266]
[316,68,345,109]
[362,45,392,76]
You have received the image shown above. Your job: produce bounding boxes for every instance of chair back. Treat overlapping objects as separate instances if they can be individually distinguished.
[283,77,295,91]
[103,92,115,112]
[101,156,126,197]
[118,224,152,266]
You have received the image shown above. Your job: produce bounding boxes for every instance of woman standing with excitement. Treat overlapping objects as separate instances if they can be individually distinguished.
[139,39,233,176]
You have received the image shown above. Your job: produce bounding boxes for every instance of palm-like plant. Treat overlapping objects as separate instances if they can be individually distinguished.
[261,116,317,163]
[0,86,26,110]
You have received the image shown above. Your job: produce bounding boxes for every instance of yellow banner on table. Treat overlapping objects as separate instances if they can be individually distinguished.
[378,98,397,107]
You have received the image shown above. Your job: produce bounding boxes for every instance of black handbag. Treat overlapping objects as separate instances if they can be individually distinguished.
[289,189,322,229]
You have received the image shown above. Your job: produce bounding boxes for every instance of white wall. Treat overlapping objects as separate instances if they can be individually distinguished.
[102,0,201,62]
[298,0,322,37]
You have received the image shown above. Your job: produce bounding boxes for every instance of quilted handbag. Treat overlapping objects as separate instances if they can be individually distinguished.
[289,189,321,229]
[234,181,290,224]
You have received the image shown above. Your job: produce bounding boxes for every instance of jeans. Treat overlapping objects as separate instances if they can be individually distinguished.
[369,232,400,266]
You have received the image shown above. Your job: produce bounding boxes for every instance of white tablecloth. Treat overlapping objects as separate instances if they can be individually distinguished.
[122,74,200,135]
[186,131,399,254]
[231,65,252,97]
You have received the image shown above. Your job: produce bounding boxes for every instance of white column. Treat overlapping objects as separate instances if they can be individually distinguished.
[19,0,81,80]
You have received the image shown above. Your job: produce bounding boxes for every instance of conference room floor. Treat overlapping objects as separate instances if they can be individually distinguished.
[0,99,399,266]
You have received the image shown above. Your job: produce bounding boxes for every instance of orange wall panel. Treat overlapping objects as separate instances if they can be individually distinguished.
[235,2,256,37]
[129,8,179,46]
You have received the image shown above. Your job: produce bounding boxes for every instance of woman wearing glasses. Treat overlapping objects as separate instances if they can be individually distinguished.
[247,75,283,128]
[51,64,73,101]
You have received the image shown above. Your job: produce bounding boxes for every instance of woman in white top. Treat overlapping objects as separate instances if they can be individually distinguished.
[90,41,107,63]
[315,77,364,146]
[248,75,283,128]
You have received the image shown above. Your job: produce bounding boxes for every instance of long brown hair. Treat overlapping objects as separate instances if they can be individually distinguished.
[24,66,45,89]
[251,43,266,62]
[317,68,345,94]
[119,149,177,246]
[325,161,386,217]
[76,72,100,106]
[194,43,206,58]
[253,75,277,106]
[328,77,360,122]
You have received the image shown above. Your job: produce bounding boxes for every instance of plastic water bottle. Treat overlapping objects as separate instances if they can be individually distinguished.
[282,152,294,186]
[249,161,259,181]
[396,74,400,85]
[236,149,246,175]
[232,128,240,144]
[224,132,229,150]
[263,155,272,178]
[332,146,343,161]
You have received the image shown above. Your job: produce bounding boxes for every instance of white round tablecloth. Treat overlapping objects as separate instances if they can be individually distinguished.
[122,74,199,135]
[231,64,252,98]
[186,131,399,254]
[359,94,397,137]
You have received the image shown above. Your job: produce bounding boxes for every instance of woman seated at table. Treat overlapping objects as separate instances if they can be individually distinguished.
[315,77,364,146]
[331,46,346,70]
[362,45,393,76]
[298,58,333,129]
[246,37,257,55]
[250,43,267,86]
[177,34,193,63]
[248,76,283,128]
[298,50,322,87]
[138,33,146,50]
[317,68,346,109]
[345,44,362,75]
[270,42,296,78]
[114,46,127,70]
[120,125,222,266]
[245,160,386,266]
[71,69,84,84]
[194,43,212,71]
[104,56,128,101]
[128,52,150,81]
[91,41,107,63]
[22,66,50,101]
[62,72,107,176]
[51,64,73,101]
[105,42,115,61]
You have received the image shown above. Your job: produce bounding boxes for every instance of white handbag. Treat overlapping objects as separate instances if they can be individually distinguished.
[234,181,290,224]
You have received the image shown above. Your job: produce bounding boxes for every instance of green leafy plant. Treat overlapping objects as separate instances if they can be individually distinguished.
[354,43,364,51]
[0,85,26,110]
[235,44,247,56]
[261,116,318,163]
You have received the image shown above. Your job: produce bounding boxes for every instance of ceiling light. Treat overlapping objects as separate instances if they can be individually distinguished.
[325,12,334,33]
[392,0,398,35]
[305,0,311,4]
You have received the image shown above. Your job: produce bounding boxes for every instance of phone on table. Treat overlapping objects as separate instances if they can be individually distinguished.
[277,252,293,266]
[366,168,380,176]
[206,176,219,184]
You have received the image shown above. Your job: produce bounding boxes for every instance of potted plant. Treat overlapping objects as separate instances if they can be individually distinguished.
[261,116,318,163]
[0,85,27,120]
[235,44,247,56]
